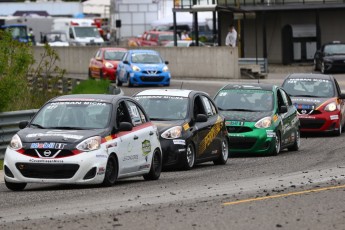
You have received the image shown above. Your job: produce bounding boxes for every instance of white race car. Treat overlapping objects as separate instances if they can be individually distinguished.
[4,94,162,191]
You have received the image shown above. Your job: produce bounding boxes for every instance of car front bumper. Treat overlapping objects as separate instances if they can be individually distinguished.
[298,111,341,133]
[130,72,171,86]
[4,148,108,185]
[159,138,187,167]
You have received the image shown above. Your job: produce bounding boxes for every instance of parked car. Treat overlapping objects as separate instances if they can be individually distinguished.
[88,47,127,82]
[127,30,178,47]
[116,49,171,87]
[3,94,162,191]
[282,73,345,136]
[164,40,208,47]
[314,41,345,74]
[134,89,229,169]
[39,31,69,47]
[214,83,300,156]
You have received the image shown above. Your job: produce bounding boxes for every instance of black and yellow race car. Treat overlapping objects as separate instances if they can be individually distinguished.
[134,89,229,169]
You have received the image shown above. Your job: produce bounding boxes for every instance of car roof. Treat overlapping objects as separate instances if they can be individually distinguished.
[50,94,129,103]
[135,89,194,98]
[100,47,127,51]
[128,49,159,54]
[220,83,276,91]
[285,73,333,80]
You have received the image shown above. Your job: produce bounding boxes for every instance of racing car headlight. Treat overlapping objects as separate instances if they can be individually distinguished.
[324,102,337,112]
[161,126,182,139]
[76,136,101,152]
[255,116,272,129]
[131,65,141,72]
[104,62,114,68]
[162,65,169,72]
[9,134,22,150]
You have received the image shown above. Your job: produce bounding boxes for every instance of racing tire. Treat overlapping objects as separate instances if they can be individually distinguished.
[5,180,27,191]
[213,138,229,165]
[271,132,281,156]
[321,62,327,74]
[182,143,195,170]
[143,148,162,181]
[99,70,104,80]
[334,122,342,136]
[88,69,93,79]
[102,154,118,187]
[288,129,300,151]
[116,76,122,86]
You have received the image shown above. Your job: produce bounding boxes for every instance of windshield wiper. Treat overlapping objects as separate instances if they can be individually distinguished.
[150,118,172,121]
[30,123,45,129]
[290,95,318,97]
[47,126,81,130]
[221,108,257,112]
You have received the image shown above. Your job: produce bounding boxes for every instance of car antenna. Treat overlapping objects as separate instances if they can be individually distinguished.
[180,82,184,89]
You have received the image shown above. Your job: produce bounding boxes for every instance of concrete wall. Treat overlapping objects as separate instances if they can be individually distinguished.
[32,46,240,80]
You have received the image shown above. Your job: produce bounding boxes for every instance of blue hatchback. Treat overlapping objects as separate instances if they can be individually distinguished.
[116,49,171,87]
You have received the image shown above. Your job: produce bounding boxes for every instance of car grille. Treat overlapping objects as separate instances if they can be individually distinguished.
[299,119,325,129]
[297,109,322,115]
[15,163,79,179]
[140,76,165,82]
[227,126,252,133]
[229,136,257,149]
[142,70,162,75]
[23,149,74,158]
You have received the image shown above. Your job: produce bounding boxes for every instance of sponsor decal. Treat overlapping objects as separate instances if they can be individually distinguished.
[173,139,186,145]
[330,115,339,120]
[266,130,276,138]
[29,159,63,163]
[183,123,190,131]
[142,140,151,156]
[211,150,218,154]
[225,120,244,126]
[96,154,108,158]
[272,114,278,122]
[198,116,223,155]
[27,130,83,140]
[30,142,67,149]
[230,134,245,137]
[123,155,138,161]
[139,164,151,170]
[97,167,105,175]
[178,148,186,152]
[292,98,321,103]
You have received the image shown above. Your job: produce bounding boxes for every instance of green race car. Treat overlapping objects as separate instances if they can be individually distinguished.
[214,83,300,156]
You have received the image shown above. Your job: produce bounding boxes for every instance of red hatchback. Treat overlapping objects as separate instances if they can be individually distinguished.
[282,73,345,136]
[88,47,127,81]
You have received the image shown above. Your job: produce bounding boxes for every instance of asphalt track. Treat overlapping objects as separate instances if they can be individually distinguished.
[1,65,345,229]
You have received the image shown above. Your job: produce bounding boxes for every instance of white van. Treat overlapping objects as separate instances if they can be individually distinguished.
[52,18,104,46]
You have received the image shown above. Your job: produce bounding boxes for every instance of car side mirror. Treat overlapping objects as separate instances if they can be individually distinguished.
[195,114,208,122]
[118,122,133,131]
[339,93,345,99]
[165,61,169,65]
[279,105,288,114]
[19,121,29,129]
[123,60,129,65]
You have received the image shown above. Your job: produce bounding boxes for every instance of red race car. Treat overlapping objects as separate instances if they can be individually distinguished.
[282,73,345,136]
[88,47,127,82]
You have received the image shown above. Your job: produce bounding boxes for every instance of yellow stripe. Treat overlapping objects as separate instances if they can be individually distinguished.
[223,184,345,206]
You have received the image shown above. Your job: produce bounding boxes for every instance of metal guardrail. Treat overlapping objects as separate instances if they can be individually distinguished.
[0,109,38,159]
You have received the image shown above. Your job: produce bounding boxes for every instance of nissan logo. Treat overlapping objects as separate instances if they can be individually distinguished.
[301,110,307,114]
[43,150,52,157]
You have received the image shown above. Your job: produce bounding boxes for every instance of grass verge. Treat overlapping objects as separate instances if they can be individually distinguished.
[71,79,111,94]
[0,159,3,170]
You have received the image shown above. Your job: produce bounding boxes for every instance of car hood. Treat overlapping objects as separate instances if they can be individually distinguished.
[151,120,186,133]
[17,128,108,144]
[220,111,273,122]
[324,54,345,60]
[290,97,335,109]
[105,60,120,66]
[135,63,166,70]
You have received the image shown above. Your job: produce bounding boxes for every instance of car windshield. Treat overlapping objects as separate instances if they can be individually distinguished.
[158,34,174,41]
[283,78,335,98]
[324,44,345,55]
[74,27,101,38]
[6,26,27,40]
[31,101,112,129]
[214,89,274,112]
[135,95,188,120]
[131,53,162,64]
[104,50,126,60]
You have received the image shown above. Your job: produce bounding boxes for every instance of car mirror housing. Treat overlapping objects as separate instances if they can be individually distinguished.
[123,60,129,65]
[19,121,29,129]
[195,114,208,122]
[165,61,169,65]
[339,93,345,99]
[118,122,133,131]
[279,106,288,114]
